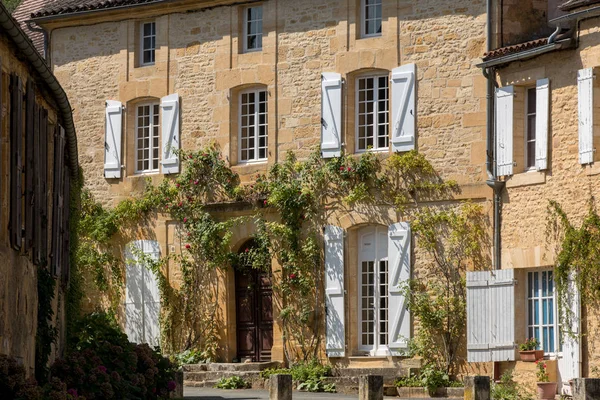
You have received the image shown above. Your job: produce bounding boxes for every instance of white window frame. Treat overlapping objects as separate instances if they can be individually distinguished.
[135,102,160,174]
[356,74,390,153]
[358,226,389,356]
[238,88,268,164]
[242,5,263,53]
[360,0,382,38]
[527,269,560,356]
[525,86,537,171]
[140,21,156,66]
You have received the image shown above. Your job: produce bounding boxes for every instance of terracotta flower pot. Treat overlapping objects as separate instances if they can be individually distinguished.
[537,382,557,400]
[519,350,544,362]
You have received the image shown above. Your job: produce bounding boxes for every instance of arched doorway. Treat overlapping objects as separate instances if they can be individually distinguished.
[235,240,273,361]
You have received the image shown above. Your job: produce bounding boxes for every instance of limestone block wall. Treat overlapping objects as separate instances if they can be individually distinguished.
[497,18,600,376]
[45,0,492,362]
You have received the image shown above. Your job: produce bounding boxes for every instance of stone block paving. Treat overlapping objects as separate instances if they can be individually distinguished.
[183,387,435,400]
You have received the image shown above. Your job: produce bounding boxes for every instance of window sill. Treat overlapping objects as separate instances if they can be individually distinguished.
[241,48,262,54]
[133,171,160,176]
[355,148,389,154]
[505,170,546,188]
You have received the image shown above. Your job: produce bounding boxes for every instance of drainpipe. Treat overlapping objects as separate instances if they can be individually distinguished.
[484,0,505,271]
[25,21,48,61]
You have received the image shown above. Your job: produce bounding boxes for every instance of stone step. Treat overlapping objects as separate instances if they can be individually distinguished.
[332,367,402,378]
[184,370,263,382]
[207,362,280,372]
[182,364,208,372]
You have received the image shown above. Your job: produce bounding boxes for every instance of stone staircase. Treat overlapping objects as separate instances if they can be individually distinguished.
[183,362,280,388]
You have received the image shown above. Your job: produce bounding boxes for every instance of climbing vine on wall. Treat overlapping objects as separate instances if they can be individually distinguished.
[547,199,600,335]
[76,144,478,364]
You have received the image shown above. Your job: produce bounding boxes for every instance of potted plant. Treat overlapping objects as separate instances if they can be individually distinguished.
[519,337,543,362]
[536,361,557,400]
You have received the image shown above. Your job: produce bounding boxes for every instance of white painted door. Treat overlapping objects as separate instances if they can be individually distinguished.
[358,226,389,356]
[557,274,581,396]
[125,240,161,347]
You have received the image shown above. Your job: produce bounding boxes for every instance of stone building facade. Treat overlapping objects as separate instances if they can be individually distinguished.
[465,0,600,396]
[28,0,491,369]
[0,3,78,376]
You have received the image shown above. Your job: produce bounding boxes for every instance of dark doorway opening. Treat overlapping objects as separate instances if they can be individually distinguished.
[235,240,273,362]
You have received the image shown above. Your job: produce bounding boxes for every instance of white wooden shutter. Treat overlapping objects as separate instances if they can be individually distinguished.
[125,240,161,346]
[104,100,123,178]
[467,269,516,362]
[391,64,416,152]
[321,73,342,158]
[125,242,144,344]
[388,222,411,355]
[324,225,345,357]
[559,274,581,395]
[467,271,491,362]
[141,240,161,347]
[161,93,180,174]
[535,79,549,171]
[578,68,594,165]
[496,86,514,176]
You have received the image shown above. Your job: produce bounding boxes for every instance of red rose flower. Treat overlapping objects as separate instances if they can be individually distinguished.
[185,244,191,249]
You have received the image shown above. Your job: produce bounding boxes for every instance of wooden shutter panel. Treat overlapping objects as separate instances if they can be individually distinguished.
[391,64,416,152]
[104,100,123,178]
[578,68,594,165]
[9,74,23,251]
[142,240,161,347]
[40,108,49,265]
[496,86,514,176]
[125,242,144,344]
[321,73,342,158]
[51,126,65,276]
[125,240,161,346]
[61,169,71,286]
[536,79,550,171]
[467,271,491,362]
[560,273,581,394]
[160,94,180,174]
[388,222,411,354]
[33,104,41,265]
[467,269,516,362]
[24,80,35,253]
[324,225,345,357]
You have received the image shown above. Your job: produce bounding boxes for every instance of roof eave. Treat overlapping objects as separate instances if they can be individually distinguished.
[477,41,569,69]
[29,0,168,23]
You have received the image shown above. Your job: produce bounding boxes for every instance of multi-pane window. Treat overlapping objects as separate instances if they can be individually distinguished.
[362,0,382,37]
[136,104,160,173]
[240,90,268,162]
[357,75,389,151]
[140,22,156,66]
[528,270,556,353]
[243,6,263,52]
[525,87,537,169]
[359,227,388,355]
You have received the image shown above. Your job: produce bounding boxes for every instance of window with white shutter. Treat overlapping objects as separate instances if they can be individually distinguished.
[578,68,594,165]
[535,79,549,171]
[321,73,342,158]
[467,269,516,362]
[324,225,345,357]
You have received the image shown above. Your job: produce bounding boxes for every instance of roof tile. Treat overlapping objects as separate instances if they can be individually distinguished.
[482,38,549,61]
[31,0,165,19]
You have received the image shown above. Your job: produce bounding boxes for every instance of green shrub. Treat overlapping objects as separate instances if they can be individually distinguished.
[50,311,179,399]
[394,365,462,394]
[491,371,533,400]
[215,376,250,389]
[260,359,334,393]
[173,348,211,365]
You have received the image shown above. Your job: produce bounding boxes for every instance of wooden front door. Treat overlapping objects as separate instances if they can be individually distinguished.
[235,266,273,362]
